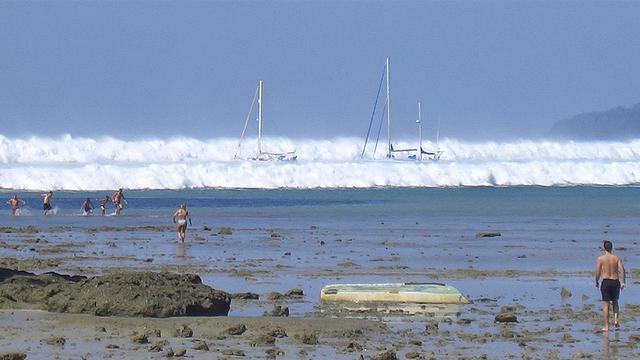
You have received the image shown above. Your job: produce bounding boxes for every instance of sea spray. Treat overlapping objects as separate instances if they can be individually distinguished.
[1,134,639,190]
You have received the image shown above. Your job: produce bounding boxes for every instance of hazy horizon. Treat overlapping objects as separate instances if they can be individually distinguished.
[2,1,639,141]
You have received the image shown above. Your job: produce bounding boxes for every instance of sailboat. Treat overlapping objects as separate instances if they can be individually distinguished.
[361,57,441,161]
[234,80,297,161]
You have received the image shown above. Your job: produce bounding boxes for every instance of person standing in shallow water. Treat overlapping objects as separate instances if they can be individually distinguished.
[112,188,127,216]
[6,195,26,216]
[595,240,626,332]
[81,198,94,215]
[41,191,53,215]
[172,204,192,243]
[99,195,110,216]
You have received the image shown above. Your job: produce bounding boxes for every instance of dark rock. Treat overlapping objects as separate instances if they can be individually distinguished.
[284,288,304,298]
[267,327,287,338]
[222,349,245,356]
[174,324,193,338]
[265,348,284,359]
[191,339,209,351]
[371,350,398,360]
[42,336,66,346]
[0,269,231,317]
[0,353,27,360]
[425,322,439,334]
[344,341,363,352]
[263,305,289,317]
[231,292,259,300]
[225,324,247,335]
[560,288,572,299]
[173,347,186,357]
[475,232,501,239]
[299,332,318,345]
[202,226,211,231]
[495,312,518,323]
[148,340,168,352]
[105,344,119,349]
[131,333,148,344]
[251,334,276,346]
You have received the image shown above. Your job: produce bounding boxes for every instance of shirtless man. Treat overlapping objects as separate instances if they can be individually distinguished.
[6,195,26,216]
[595,240,626,332]
[41,191,53,215]
[112,189,127,216]
[172,204,192,243]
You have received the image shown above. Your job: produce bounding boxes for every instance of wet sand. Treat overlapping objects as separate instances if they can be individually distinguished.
[1,218,639,359]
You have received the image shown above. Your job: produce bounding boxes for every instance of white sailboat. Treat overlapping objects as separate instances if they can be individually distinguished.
[234,80,297,161]
[361,57,441,161]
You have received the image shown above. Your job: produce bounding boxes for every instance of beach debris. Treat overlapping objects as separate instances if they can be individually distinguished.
[560,288,572,299]
[371,350,398,360]
[475,232,501,239]
[225,324,247,335]
[231,292,260,300]
[222,349,246,356]
[131,333,148,344]
[495,312,518,323]
[191,339,209,351]
[41,336,66,347]
[218,227,233,235]
[0,268,231,317]
[148,339,168,352]
[175,324,193,338]
[0,353,27,360]
[263,305,289,317]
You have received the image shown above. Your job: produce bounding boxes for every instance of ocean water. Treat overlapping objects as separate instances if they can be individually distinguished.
[1,135,640,189]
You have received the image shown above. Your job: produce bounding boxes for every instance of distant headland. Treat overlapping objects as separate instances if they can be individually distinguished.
[549,102,640,140]
[549,103,640,140]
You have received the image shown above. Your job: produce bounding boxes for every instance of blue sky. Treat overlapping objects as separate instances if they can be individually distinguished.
[1,0,639,140]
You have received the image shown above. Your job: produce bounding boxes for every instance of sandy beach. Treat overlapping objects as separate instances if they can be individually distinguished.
[1,190,639,360]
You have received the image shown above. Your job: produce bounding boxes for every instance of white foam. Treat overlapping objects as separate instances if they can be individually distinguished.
[1,134,639,190]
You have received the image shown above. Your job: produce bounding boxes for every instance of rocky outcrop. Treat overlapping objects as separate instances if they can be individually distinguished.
[0,268,230,317]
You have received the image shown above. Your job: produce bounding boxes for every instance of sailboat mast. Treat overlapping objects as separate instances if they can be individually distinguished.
[386,57,391,158]
[417,101,422,161]
[258,80,263,155]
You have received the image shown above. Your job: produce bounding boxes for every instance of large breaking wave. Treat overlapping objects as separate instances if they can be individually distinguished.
[1,134,639,190]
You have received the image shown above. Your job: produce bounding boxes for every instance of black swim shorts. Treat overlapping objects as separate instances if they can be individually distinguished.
[601,278,621,302]
[43,203,52,211]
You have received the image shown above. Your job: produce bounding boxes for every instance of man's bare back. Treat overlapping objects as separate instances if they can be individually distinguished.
[596,253,626,286]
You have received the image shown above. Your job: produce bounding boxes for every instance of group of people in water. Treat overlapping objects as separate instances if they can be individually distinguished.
[6,188,192,243]
[6,188,127,217]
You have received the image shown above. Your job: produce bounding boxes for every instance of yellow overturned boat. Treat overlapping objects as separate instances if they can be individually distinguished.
[320,282,469,304]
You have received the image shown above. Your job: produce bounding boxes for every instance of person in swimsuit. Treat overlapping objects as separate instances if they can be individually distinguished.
[112,188,127,216]
[595,240,626,332]
[41,191,53,215]
[172,204,192,243]
[81,198,94,215]
[99,195,110,216]
[6,195,26,216]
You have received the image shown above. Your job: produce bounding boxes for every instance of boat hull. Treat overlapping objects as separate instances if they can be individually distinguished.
[320,282,469,304]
